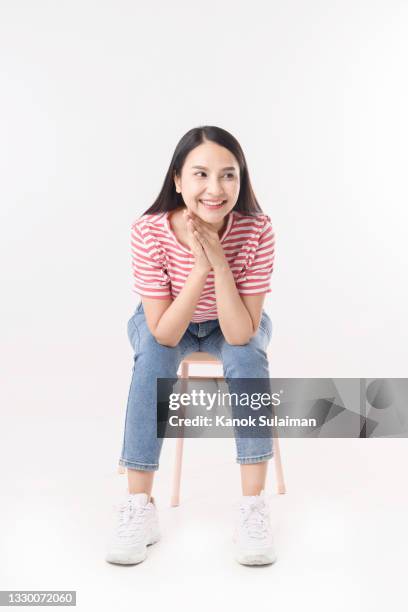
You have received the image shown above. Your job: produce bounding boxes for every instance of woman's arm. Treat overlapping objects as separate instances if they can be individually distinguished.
[152,264,260,348]
[145,213,212,347]
[187,210,274,345]
[213,264,255,345]
[186,211,256,345]
[152,264,210,347]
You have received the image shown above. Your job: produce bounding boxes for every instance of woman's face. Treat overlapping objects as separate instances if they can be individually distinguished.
[173,141,240,229]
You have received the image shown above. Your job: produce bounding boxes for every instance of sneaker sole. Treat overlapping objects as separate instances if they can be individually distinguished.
[105,534,161,565]
[235,549,277,566]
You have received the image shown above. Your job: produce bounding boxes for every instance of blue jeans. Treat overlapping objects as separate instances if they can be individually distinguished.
[119,302,274,471]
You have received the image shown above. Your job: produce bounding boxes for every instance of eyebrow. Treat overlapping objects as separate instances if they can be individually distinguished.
[191,165,237,172]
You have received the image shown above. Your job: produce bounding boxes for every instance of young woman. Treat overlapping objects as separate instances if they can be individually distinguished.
[106,126,277,567]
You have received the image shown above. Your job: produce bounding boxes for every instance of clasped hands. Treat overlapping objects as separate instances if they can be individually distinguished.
[183,208,229,272]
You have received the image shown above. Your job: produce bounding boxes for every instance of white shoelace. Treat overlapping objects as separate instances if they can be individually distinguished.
[117,499,149,540]
[238,498,271,540]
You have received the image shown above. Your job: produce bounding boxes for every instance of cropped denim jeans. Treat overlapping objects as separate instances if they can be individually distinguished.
[119,302,274,471]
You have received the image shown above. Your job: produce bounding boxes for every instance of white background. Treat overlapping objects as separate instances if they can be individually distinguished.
[0,1,407,610]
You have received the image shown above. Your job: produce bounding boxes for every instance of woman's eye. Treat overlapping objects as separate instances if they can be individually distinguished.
[194,172,235,178]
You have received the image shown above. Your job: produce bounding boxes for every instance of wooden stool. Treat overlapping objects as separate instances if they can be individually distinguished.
[170,351,286,507]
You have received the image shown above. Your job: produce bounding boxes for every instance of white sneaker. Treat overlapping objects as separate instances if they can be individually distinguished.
[233,489,277,566]
[105,492,161,565]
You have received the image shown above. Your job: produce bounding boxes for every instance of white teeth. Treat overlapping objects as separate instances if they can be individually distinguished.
[200,200,225,206]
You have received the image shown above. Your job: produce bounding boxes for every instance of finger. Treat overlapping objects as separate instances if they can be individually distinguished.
[186,215,212,242]
[192,231,206,254]
[193,219,216,239]
[187,218,198,234]
[188,222,204,244]
[189,219,209,240]
[187,221,201,236]
[186,215,204,233]
[195,226,211,241]
[185,212,198,227]
[194,231,208,247]
[186,210,207,227]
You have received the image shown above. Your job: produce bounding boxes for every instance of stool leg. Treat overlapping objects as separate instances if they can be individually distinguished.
[171,361,189,506]
[272,425,286,494]
[171,438,184,507]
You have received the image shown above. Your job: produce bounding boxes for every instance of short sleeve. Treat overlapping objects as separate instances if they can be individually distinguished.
[236,216,276,295]
[130,221,172,299]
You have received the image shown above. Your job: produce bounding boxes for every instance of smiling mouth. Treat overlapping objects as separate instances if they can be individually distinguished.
[199,199,227,209]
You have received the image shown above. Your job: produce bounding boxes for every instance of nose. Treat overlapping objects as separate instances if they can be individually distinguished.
[206,176,224,197]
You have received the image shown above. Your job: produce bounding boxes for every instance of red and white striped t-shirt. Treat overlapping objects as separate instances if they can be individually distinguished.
[130,209,276,323]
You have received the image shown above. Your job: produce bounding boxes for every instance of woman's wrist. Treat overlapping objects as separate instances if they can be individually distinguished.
[192,261,211,277]
[213,261,231,274]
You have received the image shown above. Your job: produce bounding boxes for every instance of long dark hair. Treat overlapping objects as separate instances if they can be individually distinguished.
[141,126,263,218]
